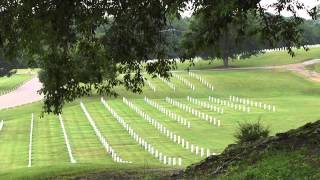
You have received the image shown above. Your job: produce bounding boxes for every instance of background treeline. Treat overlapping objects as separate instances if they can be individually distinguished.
[1,17,320,71]
[164,17,320,60]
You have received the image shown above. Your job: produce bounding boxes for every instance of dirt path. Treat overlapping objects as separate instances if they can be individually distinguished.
[0,76,43,110]
[283,59,320,82]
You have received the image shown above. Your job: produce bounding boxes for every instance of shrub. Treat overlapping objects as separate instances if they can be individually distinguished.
[234,121,270,144]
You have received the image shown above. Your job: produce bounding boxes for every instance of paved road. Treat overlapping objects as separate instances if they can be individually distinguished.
[0,76,43,110]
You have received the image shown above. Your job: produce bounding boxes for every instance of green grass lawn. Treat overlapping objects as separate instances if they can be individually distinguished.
[177,48,320,70]
[0,74,33,94]
[14,68,41,75]
[0,67,319,179]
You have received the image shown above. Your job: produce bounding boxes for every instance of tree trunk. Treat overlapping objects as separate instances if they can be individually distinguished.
[223,56,229,68]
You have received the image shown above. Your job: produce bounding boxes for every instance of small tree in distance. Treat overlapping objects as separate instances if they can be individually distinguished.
[234,121,270,144]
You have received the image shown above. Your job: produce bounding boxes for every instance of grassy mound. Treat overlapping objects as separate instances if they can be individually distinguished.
[175,120,320,179]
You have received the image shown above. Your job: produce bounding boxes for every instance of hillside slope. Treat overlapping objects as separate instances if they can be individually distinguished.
[174,120,320,179]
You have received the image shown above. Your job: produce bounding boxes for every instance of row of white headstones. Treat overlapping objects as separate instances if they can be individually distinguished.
[26,107,131,167]
[187,96,224,114]
[101,97,182,166]
[150,71,215,93]
[144,96,191,128]
[146,80,156,92]
[263,44,320,53]
[27,113,76,167]
[229,95,276,112]
[156,74,176,91]
[0,120,3,131]
[122,97,215,158]
[188,72,214,91]
[209,96,251,113]
[58,114,76,163]
[28,114,34,167]
[166,97,221,127]
[80,102,130,164]
[172,73,195,91]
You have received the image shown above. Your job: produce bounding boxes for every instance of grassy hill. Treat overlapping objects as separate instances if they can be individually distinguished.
[175,120,320,179]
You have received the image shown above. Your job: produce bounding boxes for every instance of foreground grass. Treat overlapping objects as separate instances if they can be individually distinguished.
[0,164,175,180]
[177,48,320,70]
[217,149,320,180]
[0,68,319,179]
[0,74,32,93]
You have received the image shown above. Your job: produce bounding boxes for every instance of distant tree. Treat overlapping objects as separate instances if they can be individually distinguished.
[234,121,270,144]
[302,20,320,44]
[181,12,263,67]
[0,54,27,76]
[0,0,317,114]
[0,57,14,76]
[163,17,191,58]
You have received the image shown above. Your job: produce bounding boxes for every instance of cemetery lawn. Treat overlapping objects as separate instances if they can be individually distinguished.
[0,68,319,179]
[0,74,33,93]
[177,47,320,70]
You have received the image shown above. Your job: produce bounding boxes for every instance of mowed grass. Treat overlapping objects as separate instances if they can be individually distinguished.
[0,74,32,93]
[14,68,40,75]
[177,47,320,70]
[0,67,320,179]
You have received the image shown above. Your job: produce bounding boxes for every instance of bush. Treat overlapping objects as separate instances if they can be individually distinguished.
[234,121,269,144]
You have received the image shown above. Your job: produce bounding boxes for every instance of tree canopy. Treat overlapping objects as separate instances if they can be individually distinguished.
[0,0,317,114]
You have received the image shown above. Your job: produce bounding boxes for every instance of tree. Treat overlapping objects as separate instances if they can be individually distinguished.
[0,53,28,76]
[181,1,318,67]
[0,0,317,114]
[0,57,15,76]
[181,12,263,67]
[302,20,320,44]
